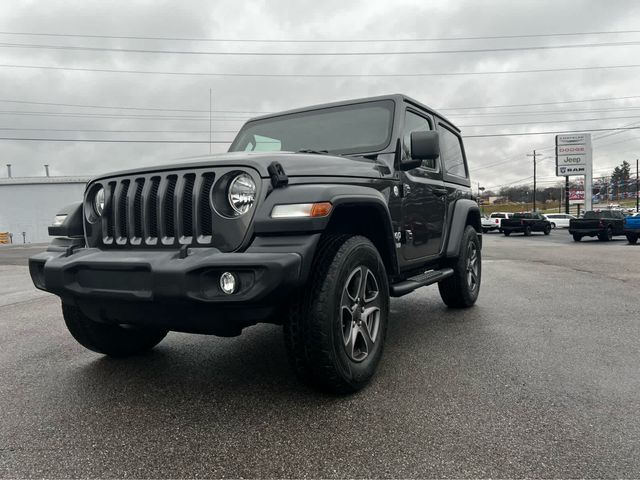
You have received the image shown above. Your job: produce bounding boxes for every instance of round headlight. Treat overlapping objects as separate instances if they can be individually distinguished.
[228,174,256,215]
[94,187,105,216]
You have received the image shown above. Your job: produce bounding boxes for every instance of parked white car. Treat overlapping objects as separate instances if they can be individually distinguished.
[488,212,513,232]
[482,216,497,233]
[544,213,576,229]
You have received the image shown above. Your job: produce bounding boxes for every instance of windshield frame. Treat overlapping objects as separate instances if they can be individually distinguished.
[229,99,397,157]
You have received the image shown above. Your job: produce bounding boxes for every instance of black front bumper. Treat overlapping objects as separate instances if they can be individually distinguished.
[30,235,318,334]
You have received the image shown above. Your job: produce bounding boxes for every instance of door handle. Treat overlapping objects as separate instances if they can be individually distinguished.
[433,188,448,196]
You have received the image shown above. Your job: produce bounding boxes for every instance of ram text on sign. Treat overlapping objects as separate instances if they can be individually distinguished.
[557,165,587,176]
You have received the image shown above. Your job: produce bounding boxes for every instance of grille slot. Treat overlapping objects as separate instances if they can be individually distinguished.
[182,174,196,239]
[133,179,145,239]
[99,170,218,247]
[163,175,177,239]
[199,173,215,237]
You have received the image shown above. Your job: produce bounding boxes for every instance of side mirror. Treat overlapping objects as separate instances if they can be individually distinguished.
[400,131,440,171]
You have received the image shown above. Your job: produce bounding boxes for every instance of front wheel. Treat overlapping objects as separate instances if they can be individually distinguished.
[438,226,481,309]
[573,233,582,242]
[550,222,556,229]
[544,225,551,235]
[62,304,168,357]
[627,233,638,245]
[524,226,532,236]
[283,235,389,394]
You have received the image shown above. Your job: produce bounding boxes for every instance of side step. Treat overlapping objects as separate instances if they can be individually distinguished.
[390,268,454,297]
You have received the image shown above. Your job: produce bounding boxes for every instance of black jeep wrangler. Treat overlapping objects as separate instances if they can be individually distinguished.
[29,94,482,393]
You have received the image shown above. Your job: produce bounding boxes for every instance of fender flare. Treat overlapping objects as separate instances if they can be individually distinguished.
[252,184,398,275]
[445,199,481,257]
[47,202,84,238]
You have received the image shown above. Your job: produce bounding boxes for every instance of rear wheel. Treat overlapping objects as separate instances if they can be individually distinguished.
[283,235,389,394]
[438,226,481,309]
[598,226,613,242]
[524,226,532,236]
[503,231,511,237]
[627,233,638,244]
[62,304,168,357]
[573,233,582,242]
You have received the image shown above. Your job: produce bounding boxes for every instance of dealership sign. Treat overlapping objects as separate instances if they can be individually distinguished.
[556,134,592,177]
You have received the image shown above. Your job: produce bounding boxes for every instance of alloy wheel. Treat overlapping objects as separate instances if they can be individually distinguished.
[339,266,381,362]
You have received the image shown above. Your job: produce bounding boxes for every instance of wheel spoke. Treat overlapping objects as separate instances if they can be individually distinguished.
[358,323,374,355]
[363,268,379,303]
[362,306,380,343]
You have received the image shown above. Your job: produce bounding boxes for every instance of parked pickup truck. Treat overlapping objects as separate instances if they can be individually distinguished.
[569,210,626,242]
[501,212,551,236]
[28,94,483,394]
[623,213,640,244]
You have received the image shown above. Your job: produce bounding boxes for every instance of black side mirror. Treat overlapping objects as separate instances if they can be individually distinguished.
[400,131,440,171]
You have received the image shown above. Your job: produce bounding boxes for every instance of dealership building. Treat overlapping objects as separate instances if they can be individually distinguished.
[0,175,90,244]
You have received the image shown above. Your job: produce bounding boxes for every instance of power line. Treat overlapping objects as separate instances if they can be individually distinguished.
[461,114,640,128]
[0,98,268,114]
[2,62,640,78]
[0,127,237,133]
[4,94,640,117]
[464,126,640,138]
[2,39,640,56]
[0,137,232,143]
[1,29,639,43]
[448,106,640,117]
[0,110,247,121]
[438,95,640,111]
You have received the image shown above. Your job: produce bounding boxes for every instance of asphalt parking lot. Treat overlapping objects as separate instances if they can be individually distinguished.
[1,231,639,478]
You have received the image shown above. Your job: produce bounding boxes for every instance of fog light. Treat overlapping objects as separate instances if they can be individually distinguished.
[220,272,237,295]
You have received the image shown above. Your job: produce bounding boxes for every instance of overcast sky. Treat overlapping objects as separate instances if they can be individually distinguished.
[1,0,640,191]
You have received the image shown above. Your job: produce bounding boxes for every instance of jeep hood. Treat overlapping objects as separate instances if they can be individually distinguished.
[92,152,392,183]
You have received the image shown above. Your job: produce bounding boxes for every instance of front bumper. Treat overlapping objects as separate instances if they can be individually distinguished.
[29,235,318,333]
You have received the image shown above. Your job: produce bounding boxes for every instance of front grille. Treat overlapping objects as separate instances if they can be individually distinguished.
[100,171,216,246]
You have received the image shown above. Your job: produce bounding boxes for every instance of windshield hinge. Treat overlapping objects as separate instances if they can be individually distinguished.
[268,161,289,188]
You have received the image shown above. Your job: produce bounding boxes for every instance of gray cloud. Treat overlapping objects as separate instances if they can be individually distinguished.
[1,0,639,191]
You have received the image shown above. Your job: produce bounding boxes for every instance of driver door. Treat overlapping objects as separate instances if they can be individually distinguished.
[400,109,447,260]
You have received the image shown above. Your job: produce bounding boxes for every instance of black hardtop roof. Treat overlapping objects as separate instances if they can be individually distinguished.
[246,94,460,132]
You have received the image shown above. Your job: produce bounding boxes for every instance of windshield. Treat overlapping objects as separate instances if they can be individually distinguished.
[229,100,395,155]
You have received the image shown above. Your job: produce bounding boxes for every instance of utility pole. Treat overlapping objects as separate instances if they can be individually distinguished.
[526,150,542,211]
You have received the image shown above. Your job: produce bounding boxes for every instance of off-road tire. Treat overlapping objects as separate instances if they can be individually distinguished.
[283,234,389,394]
[438,226,481,309]
[524,226,532,236]
[627,233,638,245]
[62,303,168,357]
[598,226,613,242]
[573,233,582,242]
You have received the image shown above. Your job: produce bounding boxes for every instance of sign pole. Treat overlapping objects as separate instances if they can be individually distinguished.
[565,176,570,214]
[584,136,592,212]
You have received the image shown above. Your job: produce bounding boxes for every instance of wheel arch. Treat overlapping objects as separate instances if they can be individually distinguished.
[445,199,482,257]
[322,199,399,276]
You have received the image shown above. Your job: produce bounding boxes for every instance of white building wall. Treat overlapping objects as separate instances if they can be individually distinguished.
[0,182,87,244]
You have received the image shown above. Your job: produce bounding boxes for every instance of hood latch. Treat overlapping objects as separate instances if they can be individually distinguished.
[268,161,289,188]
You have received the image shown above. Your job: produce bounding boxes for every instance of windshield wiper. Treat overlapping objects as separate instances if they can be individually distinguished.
[296,149,330,154]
